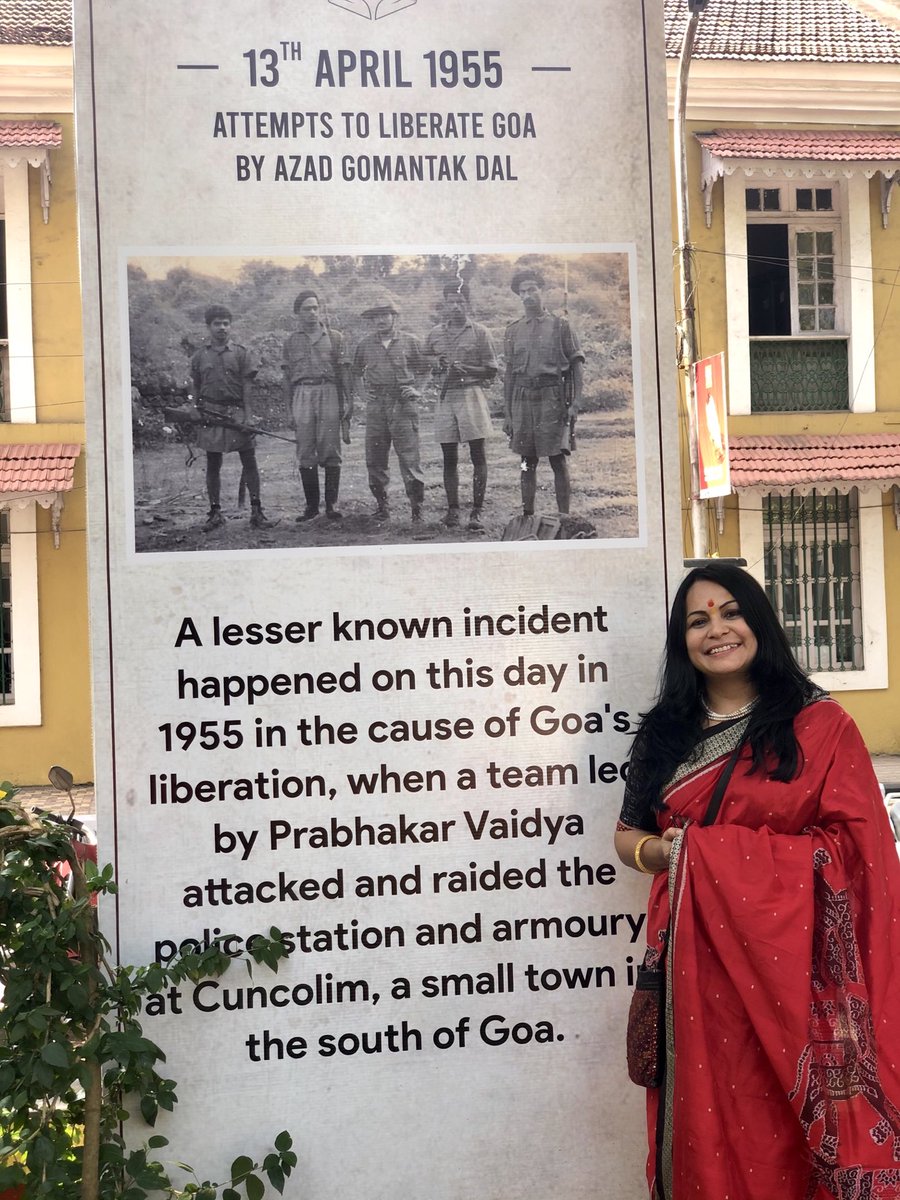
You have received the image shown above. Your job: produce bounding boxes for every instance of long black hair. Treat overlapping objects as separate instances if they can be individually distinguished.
[628,563,819,810]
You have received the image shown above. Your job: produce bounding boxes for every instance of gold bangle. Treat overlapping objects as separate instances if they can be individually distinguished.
[634,835,659,874]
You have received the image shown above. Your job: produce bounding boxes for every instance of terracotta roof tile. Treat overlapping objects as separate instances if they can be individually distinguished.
[0,443,80,494]
[664,0,900,64]
[0,1,71,46]
[0,120,62,149]
[697,128,900,161]
[730,434,900,487]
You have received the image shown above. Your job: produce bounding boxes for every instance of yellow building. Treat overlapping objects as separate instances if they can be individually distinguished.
[666,0,900,751]
[0,2,91,782]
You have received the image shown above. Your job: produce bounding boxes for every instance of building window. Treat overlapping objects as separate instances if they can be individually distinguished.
[0,510,10,702]
[796,230,836,331]
[745,182,847,412]
[747,225,837,336]
[763,488,863,672]
[745,187,782,212]
[796,187,833,212]
[746,190,840,336]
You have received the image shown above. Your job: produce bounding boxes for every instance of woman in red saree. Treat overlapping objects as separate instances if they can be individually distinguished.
[616,564,900,1200]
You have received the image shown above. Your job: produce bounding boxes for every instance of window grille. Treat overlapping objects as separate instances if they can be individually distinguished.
[749,338,849,412]
[0,510,11,701]
[763,489,863,672]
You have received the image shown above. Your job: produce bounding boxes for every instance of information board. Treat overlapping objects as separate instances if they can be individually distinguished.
[76,2,679,1195]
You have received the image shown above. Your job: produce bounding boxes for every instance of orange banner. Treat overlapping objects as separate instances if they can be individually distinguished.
[694,352,731,498]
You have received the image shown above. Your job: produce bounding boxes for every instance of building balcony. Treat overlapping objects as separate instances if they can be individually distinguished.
[750,336,849,413]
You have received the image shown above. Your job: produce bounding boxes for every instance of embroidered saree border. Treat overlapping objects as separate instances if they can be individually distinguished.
[658,828,686,1200]
[663,713,750,794]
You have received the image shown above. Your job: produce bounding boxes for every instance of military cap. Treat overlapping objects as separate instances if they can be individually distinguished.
[293,289,319,312]
[361,300,399,318]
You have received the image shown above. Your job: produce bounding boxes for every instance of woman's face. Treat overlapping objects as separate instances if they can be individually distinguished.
[684,580,758,685]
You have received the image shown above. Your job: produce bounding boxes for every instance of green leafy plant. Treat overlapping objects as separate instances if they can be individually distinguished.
[0,785,296,1199]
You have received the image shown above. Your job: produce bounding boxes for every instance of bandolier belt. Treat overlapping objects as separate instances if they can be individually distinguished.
[445,375,486,389]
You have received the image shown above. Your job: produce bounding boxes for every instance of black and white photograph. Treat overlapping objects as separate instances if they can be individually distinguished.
[127,249,640,553]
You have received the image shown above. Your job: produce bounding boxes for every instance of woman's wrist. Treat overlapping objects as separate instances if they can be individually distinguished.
[634,834,666,874]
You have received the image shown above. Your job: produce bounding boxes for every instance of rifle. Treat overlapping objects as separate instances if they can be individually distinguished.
[439,361,494,399]
[561,258,576,451]
[565,372,577,451]
[164,404,295,444]
[165,405,294,507]
[321,301,351,444]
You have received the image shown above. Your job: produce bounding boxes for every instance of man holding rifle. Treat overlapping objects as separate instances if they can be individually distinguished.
[503,268,584,519]
[282,289,352,521]
[425,280,499,531]
[190,304,276,532]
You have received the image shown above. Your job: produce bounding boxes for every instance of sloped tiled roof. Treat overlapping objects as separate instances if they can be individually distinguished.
[730,434,900,487]
[0,120,62,149]
[697,128,900,161]
[0,1,72,46]
[664,0,900,64]
[0,443,80,493]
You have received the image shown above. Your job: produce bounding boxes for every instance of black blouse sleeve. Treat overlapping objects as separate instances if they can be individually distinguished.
[618,775,656,831]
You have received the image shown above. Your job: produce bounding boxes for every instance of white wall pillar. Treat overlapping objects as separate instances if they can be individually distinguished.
[846,173,876,413]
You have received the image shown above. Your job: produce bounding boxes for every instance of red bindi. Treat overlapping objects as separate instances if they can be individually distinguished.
[707,599,715,607]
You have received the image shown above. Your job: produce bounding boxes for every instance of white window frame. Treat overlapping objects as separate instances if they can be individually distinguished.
[738,484,888,691]
[0,158,43,725]
[0,502,42,726]
[724,170,875,415]
[748,216,844,335]
[0,161,36,422]
[790,224,842,335]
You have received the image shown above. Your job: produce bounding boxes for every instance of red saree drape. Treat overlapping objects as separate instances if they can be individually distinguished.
[642,699,900,1200]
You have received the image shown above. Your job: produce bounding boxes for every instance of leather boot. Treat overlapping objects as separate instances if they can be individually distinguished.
[324,465,342,519]
[297,467,320,521]
[202,505,224,532]
[408,479,425,523]
[250,505,279,529]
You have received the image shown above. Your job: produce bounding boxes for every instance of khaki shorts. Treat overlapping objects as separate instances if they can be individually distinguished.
[509,384,570,457]
[196,402,254,453]
[435,385,493,444]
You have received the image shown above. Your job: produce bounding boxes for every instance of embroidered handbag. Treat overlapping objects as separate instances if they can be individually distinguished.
[626,950,666,1088]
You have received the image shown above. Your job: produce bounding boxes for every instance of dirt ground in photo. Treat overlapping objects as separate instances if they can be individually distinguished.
[132,408,638,553]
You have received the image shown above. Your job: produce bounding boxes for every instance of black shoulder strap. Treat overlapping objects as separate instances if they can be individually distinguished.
[701,736,747,827]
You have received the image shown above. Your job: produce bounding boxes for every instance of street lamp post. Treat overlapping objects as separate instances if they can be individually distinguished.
[675,0,709,556]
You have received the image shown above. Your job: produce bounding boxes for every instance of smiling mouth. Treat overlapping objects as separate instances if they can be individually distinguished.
[706,643,741,656]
